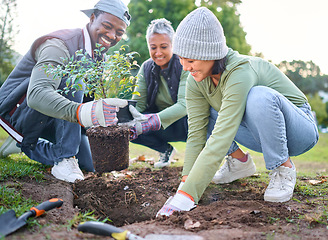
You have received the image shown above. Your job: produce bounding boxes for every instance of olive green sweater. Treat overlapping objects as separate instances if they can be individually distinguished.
[27,38,80,123]
[181,49,307,203]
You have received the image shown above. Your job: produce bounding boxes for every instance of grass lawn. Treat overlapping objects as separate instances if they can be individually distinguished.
[1,127,328,176]
[1,127,328,177]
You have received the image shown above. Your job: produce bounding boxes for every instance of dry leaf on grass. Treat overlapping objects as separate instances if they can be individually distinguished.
[307,179,327,185]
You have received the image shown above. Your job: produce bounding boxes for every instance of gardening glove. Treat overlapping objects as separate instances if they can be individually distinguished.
[156,191,196,217]
[77,98,128,128]
[128,105,161,140]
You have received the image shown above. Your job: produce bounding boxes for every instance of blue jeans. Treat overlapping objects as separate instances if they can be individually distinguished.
[21,79,94,172]
[21,119,94,172]
[208,86,319,170]
[132,115,188,153]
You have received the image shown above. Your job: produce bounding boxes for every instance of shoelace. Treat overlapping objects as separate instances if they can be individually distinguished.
[268,167,295,190]
[267,169,281,189]
[280,170,294,190]
[65,158,81,174]
[220,156,233,173]
[159,147,173,163]
[159,152,169,163]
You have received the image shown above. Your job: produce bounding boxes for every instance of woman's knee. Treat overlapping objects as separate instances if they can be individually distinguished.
[246,86,279,110]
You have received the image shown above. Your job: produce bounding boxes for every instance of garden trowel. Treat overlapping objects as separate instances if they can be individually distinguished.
[78,221,145,240]
[0,198,63,237]
[77,221,204,240]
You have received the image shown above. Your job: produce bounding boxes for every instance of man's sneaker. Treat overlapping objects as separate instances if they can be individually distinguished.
[154,145,176,168]
[264,163,296,202]
[212,153,256,184]
[51,157,84,183]
[0,136,21,158]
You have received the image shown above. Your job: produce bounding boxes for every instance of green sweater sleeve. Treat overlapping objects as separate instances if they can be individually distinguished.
[133,63,188,129]
[182,66,256,203]
[27,38,80,123]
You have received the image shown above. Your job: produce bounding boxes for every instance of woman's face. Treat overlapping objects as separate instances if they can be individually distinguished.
[148,33,173,69]
[88,12,127,53]
[179,57,215,82]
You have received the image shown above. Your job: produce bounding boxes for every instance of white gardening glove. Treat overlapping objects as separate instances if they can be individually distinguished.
[156,191,196,217]
[77,98,128,128]
[128,105,161,140]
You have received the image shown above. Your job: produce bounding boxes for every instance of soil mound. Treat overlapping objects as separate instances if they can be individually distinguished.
[3,167,327,239]
[73,167,328,239]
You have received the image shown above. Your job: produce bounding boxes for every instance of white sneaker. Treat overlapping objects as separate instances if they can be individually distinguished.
[51,157,84,183]
[212,153,256,184]
[264,163,296,202]
[154,145,176,168]
[0,136,21,158]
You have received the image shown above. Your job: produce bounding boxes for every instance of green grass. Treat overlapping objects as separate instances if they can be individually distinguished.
[66,210,112,230]
[0,129,8,140]
[0,184,39,216]
[0,130,48,221]
[129,141,186,169]
[0,156,46,181]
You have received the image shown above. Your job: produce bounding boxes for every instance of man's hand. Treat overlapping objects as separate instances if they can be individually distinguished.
[77,98,128,128]
[156,191,196,217]
[129,105,161,140]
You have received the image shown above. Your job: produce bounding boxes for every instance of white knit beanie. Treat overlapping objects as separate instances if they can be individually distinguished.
[173,7,228,60]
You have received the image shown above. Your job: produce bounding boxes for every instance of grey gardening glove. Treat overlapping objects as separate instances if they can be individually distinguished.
[128,105,161,140]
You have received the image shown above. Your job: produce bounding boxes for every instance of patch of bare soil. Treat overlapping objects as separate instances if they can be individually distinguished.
[3,167,328,240]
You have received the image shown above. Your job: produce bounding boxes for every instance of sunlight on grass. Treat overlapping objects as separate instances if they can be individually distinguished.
[1,126,328,176]
[129,142,186,168]
[0,129,8,146]
[0,154,46,181]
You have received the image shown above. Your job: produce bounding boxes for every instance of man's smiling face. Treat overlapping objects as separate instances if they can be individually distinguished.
[88,12,127,53]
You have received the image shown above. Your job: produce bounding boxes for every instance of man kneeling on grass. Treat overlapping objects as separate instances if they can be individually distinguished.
[0,0,131,183]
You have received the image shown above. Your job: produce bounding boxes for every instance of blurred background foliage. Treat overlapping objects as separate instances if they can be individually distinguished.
[2,0,328,127]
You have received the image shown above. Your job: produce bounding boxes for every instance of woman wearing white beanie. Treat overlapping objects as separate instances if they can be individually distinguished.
[157,7,318,217]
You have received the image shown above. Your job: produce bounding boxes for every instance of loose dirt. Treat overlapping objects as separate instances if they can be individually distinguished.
[2,166,328,239]
[87,126,130,173]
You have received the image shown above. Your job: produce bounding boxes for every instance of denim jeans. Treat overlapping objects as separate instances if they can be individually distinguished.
[131,115,188,153]
[21,79,94,172]
[21,119,94,172]
[208,86,319,170]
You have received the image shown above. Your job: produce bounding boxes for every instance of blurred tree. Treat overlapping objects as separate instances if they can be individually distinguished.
[122,0,194,64]
[199,0,242,7]
[324,102,328,126]
[277,60,328,95]
[0,0,18,86]
[215,4,251,55]
[123,0,251,64]
[307,93,327,126]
